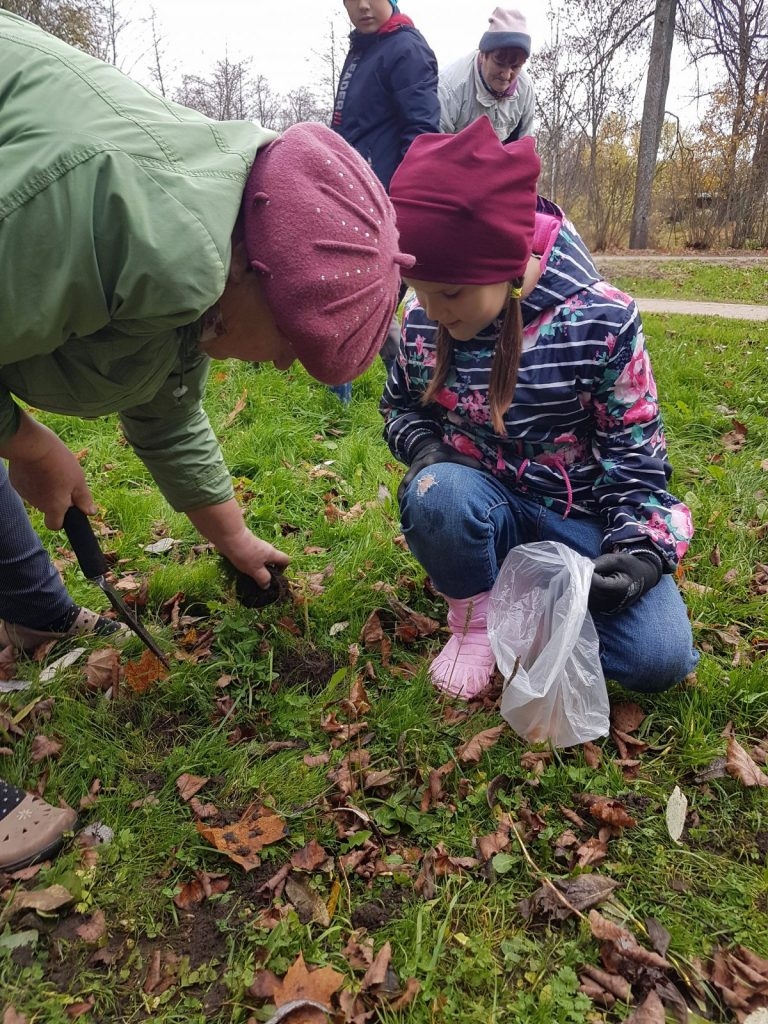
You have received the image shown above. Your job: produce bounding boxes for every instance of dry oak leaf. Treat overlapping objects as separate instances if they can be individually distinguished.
[284,876,331,927]
[360,611,385,647]
[75,908,107,943]
[6,883,74,918]
[273,951,345,1009]
[726,736,768,787]
[610,701,645,734]
[196,804,286,871]
[578,794,637,829]
[290,839,329,872]
[361,940,392,990]
[588,910,671,970]
[173,870,230,909]
[84,647,121,692]
[390,977,421,1011]
[123,649,169,694]
[341,676,371,717]
[519,874,620,922]
[579,963,631,1004]
[65,998,95,1021]
[582,741,602,768]
[176,773,210,802]
[457,724,507,764]
[29,734,63,763]
[624,989,666,1023]
[709,944,768,1018]
[475,813,513,862]
[420,760,455,812]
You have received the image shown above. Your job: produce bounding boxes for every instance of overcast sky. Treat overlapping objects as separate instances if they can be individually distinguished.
[122,0,702,121]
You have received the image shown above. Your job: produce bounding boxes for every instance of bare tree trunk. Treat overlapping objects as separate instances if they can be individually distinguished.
[629,0,678,248]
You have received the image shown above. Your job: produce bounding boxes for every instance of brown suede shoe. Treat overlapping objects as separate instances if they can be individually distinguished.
[0,607,128,654]
[0,794,78,871]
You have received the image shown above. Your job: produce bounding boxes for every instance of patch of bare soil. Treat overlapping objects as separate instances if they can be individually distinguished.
[272,642,338,693]
[351,884,410,931]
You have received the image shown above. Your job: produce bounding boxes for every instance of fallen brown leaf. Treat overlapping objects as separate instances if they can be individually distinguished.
[196,804,286,870]
[222,388,248,428]
[387,596,440,642]
[579,963,631,1003]
[389,976,421,1010]
[578,794,637,829]
[75,909,107,943]
[290,839,329,872]
[360,611,385,647]
[303,752,331,768]
[65,996,95,1020]
[124,649,169,693]
[79,778,101,810]
[420,760,455,812]
[173,870,230,909]
[582,741,602,768]
[284,875,331,926]
[726,736,768,787]
[84,647,121,692]
[624,989,665,1022]
[457,725,507,764]
[6,883,74,918]
[576,836,610,867]
[188,796,218,819]
[361,940,392,990]
[589,910,670,970]
[176,773,209,802]
[519,874,620,922]
[475,814,513,861]
[272,951,344,1008]
[709,943,768,1019]
[610,702,646,734]
[29,734,63,763]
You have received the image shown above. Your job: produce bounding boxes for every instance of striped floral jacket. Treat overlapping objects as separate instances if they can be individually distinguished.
[380,199,693,570]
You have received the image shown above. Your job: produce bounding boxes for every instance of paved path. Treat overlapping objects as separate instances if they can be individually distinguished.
[632,297,768,321]
[591,254,768,321]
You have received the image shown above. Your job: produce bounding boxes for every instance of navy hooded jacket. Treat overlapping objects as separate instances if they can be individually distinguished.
[331,14,440,191]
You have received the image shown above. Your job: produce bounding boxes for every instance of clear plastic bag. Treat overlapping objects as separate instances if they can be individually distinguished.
[487,540,610,748]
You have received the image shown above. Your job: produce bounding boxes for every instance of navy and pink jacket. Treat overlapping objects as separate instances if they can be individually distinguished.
[380,198,693,570]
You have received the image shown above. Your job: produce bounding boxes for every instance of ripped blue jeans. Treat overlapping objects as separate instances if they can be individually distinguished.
[399,462,699,693]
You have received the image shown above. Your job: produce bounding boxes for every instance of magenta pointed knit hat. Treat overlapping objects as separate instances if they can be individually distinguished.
[388,117,540,285]
[243,123,414,385]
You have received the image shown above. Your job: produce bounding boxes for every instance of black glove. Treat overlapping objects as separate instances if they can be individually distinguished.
[588,547,664,615]
[398,439,484,503]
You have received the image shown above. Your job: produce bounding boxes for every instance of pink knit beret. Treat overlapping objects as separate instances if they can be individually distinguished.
[388,118,541,285]
[243,123,414,386]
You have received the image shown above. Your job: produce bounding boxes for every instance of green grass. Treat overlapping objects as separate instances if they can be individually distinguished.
[600,260,768,305]
[2,289,768,1022]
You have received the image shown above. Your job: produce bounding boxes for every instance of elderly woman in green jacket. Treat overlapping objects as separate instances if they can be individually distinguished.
[0,9,411,870]
[0,11,410,595]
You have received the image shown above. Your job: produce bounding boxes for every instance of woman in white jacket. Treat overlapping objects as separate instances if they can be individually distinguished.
[438,6,536,143]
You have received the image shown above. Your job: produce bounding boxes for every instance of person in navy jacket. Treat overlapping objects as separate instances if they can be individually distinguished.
[332,0,440,191]
[328,0,440,399]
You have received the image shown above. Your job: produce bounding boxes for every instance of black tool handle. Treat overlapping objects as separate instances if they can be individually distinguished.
[63,507,109,580]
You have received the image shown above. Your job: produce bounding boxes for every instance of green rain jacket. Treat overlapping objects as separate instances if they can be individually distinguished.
[0,11,277,510]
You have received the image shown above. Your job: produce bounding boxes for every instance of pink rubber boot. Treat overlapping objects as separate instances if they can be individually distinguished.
[430,591,496,699]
